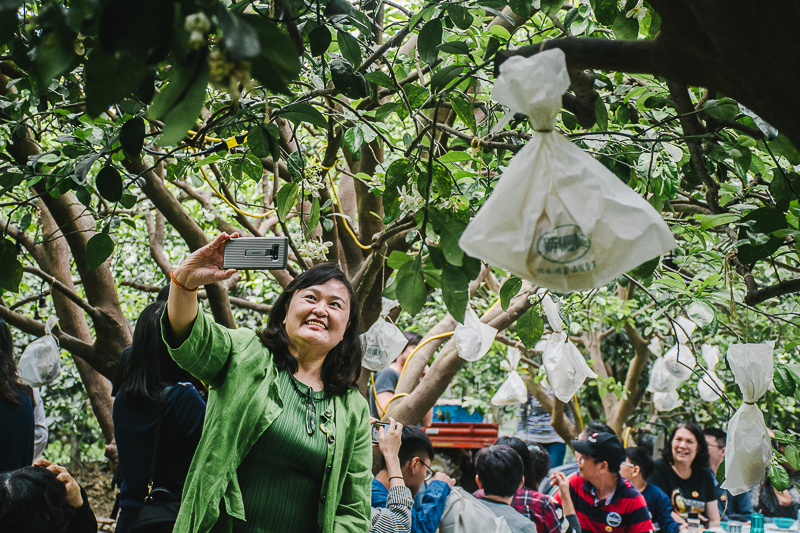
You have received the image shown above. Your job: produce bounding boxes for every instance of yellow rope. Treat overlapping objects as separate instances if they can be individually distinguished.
[623,426,631,447]
[325,171,372,250]
[187,129,224,143]
[371,373,410,417]
[196,159,276,218]
[573,395,584,432]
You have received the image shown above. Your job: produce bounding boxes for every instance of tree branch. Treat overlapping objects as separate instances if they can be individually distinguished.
[744,278,800,306]
[142,210,172,277]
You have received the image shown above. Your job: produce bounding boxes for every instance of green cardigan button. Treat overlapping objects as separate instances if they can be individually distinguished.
[328,434,335,444]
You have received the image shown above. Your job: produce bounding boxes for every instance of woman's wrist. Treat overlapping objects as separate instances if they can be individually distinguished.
[385,457,403,482]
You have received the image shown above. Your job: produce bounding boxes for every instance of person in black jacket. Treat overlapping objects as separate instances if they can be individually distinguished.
[0,317,35,473]
[113,301,206,533]
[0,458,97,533]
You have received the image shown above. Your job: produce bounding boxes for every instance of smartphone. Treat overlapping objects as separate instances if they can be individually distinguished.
[222,237,288,270]
[372,422,389,444]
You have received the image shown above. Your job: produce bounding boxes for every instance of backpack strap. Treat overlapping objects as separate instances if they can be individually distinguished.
[145,385,174,504]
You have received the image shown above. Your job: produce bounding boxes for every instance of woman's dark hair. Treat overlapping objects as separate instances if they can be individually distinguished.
[526,442,552,488]
[661,422,710,471]
[626,446,655,479]
[0,466,75,533]
[0,318,31,406]
[496,436,535,489]
[257,263,362,396]
[476,445,524,498]
[117,302,194,405]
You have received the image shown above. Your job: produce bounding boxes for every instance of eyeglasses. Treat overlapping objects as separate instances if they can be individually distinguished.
[423,462,436,481]
[578,455,595,465]
[621,461,636,468]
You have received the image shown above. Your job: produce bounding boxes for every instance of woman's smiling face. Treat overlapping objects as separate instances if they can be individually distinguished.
[284,279,351,357]
[672,427,698,467]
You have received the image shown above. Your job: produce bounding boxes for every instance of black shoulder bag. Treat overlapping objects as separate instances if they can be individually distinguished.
[131,386,180,533]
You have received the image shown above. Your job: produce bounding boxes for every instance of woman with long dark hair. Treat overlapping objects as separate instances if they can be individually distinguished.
[0,318,35,473]
[113,301,206,533]
[163,232,371,533]
[647,422,720,527]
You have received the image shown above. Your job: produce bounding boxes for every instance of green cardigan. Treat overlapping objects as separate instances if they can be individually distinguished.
[161,309,372,533]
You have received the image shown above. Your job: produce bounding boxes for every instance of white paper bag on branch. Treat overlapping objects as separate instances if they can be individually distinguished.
[647,356,684,393]
[360,298,408,371]
[458,49,676,292]
[18,316,61,388]
[653,390,683,412]
[663,343,695,381]
[674,317,696,345]
[491,347,528,406]
[455,308,498,362]
[722,342,774,495]
[698,344,724,402]
[543,331,596,404]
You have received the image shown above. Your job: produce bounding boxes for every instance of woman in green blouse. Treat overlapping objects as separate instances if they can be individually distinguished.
[163,232,372,533]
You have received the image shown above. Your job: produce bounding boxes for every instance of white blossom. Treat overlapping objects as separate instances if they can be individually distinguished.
[185,13,211,49]
[298,240,333,260]
[626,0,648,20]
[398,183,423,212]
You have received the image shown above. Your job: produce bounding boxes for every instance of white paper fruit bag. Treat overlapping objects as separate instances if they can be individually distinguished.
[541,295,596,403]
[19,316,61,388]
[723,342,774,495]
[459,49,675,292]
[360,298,408,371]
[491,347,528,406]
[455,308,497,362]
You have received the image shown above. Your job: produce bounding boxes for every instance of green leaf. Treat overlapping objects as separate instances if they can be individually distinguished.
[217,6,261,61]
[446,4,473,30]
[703,98,739,122]
[276,182,299,222]
[330,57,368,99]
[309,25,332,56]
[770,464,791,492]
[786,445,800,471]
[508,0,532,17]
[337,30,362,68]
[517,308,544,349]
[430,65,465,94]
[306,196,320,237]
[404,84,430,109]
[84,48,147,118]
[768,135,800,165]
[119,192,137,209]
[120,117,145,159]
[246,16,302,95]
[774,366,796,396]
[438,41,471,56]
[418,19,443,65]
[439,151,472,163]
[699,212,741,230]
[146,57,209,146]
[376,102,401,122]
[612,11,639,40]
[364,70,395,89]
[395,257,427,315]
[686,300,715,327]
[451,96,477,134]
[247,123,280,160]
[770,170,800,210]
[344,125,365,155]
[594,0,619,25]
[388,250,412,270]
[630,256,660,279]
[429,210,465,266]
[0,239,22,293]
[85,232,114,270]
[540,0,563,17]
[274,102,328,130]
[96,165,123,203]
[500,276,523,312]
[442,262,469,322]
[736,206,789,264]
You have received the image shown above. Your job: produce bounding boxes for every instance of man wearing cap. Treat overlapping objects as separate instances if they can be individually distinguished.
[555,432,654,533]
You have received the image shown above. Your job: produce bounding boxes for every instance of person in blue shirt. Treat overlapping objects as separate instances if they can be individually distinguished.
[621,447,680,533]
[703,427,754,522]
[372,425,455,533]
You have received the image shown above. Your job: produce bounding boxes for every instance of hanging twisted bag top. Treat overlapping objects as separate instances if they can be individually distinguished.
[459,49,676,292]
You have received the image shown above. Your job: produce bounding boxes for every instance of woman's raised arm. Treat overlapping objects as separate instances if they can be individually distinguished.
[168,232,239,344]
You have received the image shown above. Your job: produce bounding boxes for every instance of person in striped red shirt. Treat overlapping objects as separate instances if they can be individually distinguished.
[555,432,654,533]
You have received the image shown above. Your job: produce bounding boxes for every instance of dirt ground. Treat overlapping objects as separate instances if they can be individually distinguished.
[73,460,118,531]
